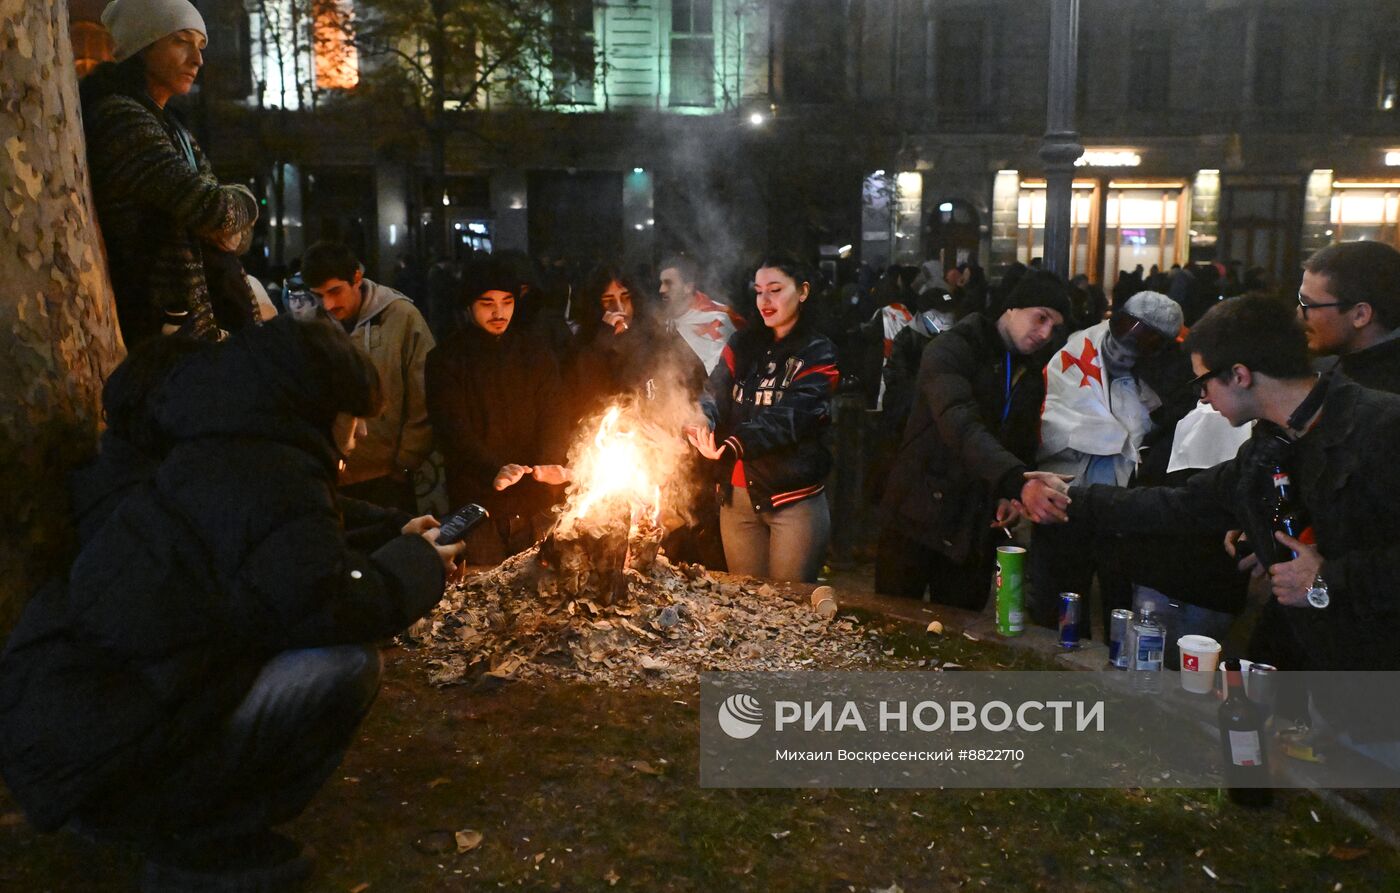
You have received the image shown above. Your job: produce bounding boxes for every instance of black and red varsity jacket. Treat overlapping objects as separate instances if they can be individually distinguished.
[701,318,840,512]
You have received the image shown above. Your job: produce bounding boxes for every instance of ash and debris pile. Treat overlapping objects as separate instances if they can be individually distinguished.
[405,548,891,688]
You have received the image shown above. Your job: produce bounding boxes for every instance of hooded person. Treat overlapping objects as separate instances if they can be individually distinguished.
[303,240,436,514]
[1028,290,1189,635]
[425,259,573,564]
[82,0,261,345]
[0,316,462,890]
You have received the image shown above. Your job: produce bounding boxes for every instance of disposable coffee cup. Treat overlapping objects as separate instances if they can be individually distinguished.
[1177,635,1221,694]
[810,586,838,619]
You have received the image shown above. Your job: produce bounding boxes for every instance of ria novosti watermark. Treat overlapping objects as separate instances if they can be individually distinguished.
[700,672,1400,789]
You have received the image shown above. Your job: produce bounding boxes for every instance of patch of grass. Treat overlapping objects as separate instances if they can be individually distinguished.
[2,620,1397,892]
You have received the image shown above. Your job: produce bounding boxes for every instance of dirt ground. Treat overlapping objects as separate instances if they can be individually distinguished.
[3,602,1399,892]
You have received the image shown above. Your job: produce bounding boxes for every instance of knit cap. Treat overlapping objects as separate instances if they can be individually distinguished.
[101,0,207,61]
[1123,291,1184,338]
[1002,270,1073,323]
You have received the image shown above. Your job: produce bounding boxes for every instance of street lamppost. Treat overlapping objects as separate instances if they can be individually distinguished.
[1039,0,1084,277]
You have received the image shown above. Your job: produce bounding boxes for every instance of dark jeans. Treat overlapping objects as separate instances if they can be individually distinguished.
[875,527,994,611]
[341,475,418,515]
[79,645,381,843]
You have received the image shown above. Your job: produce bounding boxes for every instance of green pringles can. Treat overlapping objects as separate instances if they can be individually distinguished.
[995,545,1026,636]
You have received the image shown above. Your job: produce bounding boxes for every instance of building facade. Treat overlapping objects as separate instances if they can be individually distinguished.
[68,0,1400,288]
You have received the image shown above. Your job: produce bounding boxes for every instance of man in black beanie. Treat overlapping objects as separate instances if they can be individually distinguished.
[876,271,1071,608]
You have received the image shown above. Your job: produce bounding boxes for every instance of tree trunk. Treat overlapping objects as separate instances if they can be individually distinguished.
[0,0,125,634]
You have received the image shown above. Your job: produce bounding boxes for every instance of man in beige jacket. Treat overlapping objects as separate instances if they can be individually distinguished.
[305,241,435,512]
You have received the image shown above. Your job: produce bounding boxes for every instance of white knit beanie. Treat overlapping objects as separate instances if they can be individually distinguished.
[101,0,207,61]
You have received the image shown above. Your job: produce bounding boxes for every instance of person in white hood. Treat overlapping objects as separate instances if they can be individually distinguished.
[1027,291,1184,635]
[304,241,436,513]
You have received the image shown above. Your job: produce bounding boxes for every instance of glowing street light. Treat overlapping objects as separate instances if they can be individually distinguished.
[748,112,765,126]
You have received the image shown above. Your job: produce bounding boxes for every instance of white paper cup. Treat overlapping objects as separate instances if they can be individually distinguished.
[1177,635,1222,694]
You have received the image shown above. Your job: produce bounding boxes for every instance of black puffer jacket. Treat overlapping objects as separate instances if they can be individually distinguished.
[702,318,840,513]
[1073,378,1400,737]
[0,318,445,831]
[880,313,1047,561]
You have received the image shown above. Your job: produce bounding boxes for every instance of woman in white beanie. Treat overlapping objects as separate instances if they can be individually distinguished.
[81,0,260,346]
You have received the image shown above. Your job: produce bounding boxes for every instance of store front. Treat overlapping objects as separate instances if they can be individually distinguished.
[1014,178,1189,284]
[1329,180,1400,249]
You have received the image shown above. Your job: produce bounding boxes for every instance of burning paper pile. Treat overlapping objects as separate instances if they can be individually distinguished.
[410,552,889,688]
[408,403,888,687]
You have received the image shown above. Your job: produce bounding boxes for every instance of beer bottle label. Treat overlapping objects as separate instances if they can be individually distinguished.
[1228,729,1263,767]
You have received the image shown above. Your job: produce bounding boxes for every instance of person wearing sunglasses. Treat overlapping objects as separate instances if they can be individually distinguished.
[1297,240,1400,394]
[1025,295,1400,769]
[1027,291,1185,635]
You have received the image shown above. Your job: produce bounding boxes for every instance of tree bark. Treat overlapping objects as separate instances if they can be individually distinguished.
[0,0,124,634]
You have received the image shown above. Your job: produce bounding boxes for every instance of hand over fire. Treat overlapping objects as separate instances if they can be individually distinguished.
[531,465,572,485]
[493,464,532,490]
[685,426,725,461]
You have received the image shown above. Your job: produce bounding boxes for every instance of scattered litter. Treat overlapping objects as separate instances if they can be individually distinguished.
[454,830,483,854]
[628,760,662,776]
[1202,865,1217,879]
[1311,809,1321,824]
[926,621,943,635]
[349,884,370,893]
[409,554,894,687]
[604,868,621,886]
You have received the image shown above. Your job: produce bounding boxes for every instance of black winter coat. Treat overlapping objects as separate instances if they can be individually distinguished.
[0,318,446,831]
[880,314,1046,561]
[425,323,569,521]
[702,319,840,513]
[1334,336,1400,394]
[1073,378,1400,737]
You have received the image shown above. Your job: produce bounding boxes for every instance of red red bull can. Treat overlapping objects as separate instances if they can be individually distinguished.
[1058,592,1082,648]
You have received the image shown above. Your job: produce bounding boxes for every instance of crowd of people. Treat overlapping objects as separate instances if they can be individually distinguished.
[3,1,1400,889]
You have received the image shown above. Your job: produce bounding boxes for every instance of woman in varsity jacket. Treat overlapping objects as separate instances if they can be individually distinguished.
[687,254,840,583]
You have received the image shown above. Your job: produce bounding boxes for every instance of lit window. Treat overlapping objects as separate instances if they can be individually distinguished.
[313,0,358,91]
[670,0,714,107]
[1330,184,1400,248]
[1016,181,1097,279]
[552,0,595,105]
[71,21,114,78]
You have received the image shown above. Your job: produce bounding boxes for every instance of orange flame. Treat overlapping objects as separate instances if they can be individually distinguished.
[563,406,662,527]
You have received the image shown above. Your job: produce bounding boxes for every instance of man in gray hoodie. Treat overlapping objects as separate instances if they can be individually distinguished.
[305,241,435,512]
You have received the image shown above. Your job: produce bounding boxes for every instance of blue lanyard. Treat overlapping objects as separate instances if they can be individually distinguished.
[1001,351,1014,423]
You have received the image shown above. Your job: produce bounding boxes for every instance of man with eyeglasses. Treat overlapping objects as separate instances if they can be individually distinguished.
[1027,291,1188,634]
[1026,295,1400,765]
[1296,240,1400,393]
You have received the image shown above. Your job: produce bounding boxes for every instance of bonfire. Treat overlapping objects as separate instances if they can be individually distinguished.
[409,402,889,687]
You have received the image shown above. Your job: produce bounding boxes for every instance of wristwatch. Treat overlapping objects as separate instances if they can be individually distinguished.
[1305,571,1330,609]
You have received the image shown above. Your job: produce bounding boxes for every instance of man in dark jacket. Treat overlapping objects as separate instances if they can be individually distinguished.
[876,271,1072,608]
[1298,240,1400,392]
[0,318,462,890]
[425,261,572,564]
[1030,295,1400,753]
